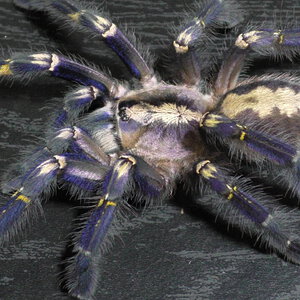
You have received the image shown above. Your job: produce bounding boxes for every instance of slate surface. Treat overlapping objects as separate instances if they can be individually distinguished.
[1,0,300,300]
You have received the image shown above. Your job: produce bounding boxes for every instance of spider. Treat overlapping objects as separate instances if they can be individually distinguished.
[1,0,300,299]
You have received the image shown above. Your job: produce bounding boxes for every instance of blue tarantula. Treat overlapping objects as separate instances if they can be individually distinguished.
[2,0,300,299]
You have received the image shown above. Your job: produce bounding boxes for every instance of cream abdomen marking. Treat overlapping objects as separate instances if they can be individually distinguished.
[221,86,300,118]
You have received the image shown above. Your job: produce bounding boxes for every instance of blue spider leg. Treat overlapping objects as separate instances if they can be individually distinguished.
[196,160,300,264]
[200,113,297,166]
[235,28,300,57]
[0,152,108,243]
[67,154,166,299]
[49,126,111,166]
[214,46,247,97]
[214,28,300,97]
[173,0,242,85]
[52,86,107,128]
[67,155,136,299]
[0,52,125,95]
[75,103,119,156]
[13,0,156,84]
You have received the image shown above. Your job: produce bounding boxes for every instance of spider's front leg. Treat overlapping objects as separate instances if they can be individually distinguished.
[66,154,165,299]
[13,0,156,85]
[0,51,126,129]
[196,160,300,263]
[52,85,107,129]
[0,52,123,95]
[173,0,242,86]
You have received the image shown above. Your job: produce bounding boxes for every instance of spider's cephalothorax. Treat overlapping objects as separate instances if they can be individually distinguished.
[2,0,300,299]
[116,85,210,177]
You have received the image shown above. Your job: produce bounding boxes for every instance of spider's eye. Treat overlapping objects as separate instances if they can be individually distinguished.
[118,100,137,122]
[118,107,130,122]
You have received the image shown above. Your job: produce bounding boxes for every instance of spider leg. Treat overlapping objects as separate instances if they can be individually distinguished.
[214,46,246,97]
[201,67,300,195]
[235,28,300,54]
[48,126,111,166]
[200,112,297,166]
[200,111,300,195]
[196,160,300,264]
[52,101,119,155]
[214,28,300,96]
[0,150,108,243]
[0,52,126,96]
[66,154,165,299]
[52,86,107,129]
[173,0,242,86]
[13,0,156,85]
[1,115,114,241]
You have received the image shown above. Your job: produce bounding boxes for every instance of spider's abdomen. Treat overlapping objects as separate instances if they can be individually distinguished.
[216,76,300,194]
[219,77,300,144]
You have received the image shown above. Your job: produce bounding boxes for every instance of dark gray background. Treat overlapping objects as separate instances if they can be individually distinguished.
[1,0,300,299]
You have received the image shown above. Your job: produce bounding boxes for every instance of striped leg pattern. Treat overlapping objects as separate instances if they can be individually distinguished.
[214,27,300,96]
[173,0,242,85]
[1,120,114,243]
[67,154,165,299]
[52,86,107,129]
[0,52,124,95]
[13,0,156,84]
[0,150,108,243]
[196,160,300,264]
[200,113,297,167]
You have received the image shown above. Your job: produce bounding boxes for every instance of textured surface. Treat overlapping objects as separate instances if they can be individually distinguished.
[1,0,300,299]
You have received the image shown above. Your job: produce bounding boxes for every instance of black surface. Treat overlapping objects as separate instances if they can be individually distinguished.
[1,1,300,300]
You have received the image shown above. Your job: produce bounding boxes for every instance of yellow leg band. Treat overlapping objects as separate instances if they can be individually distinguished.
[227,185,238,200]
[240,131,246,141]
[0,64,12,75]
[97,198,105,207]
[97,198,117,207]
[16,194,31,204]
[68,11,82,22]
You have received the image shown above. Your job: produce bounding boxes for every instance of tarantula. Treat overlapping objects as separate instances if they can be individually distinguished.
[1,0,300,299]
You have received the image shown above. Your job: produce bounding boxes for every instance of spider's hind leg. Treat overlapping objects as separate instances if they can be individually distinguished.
[195,160,300,264]
[201,74,300,197]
